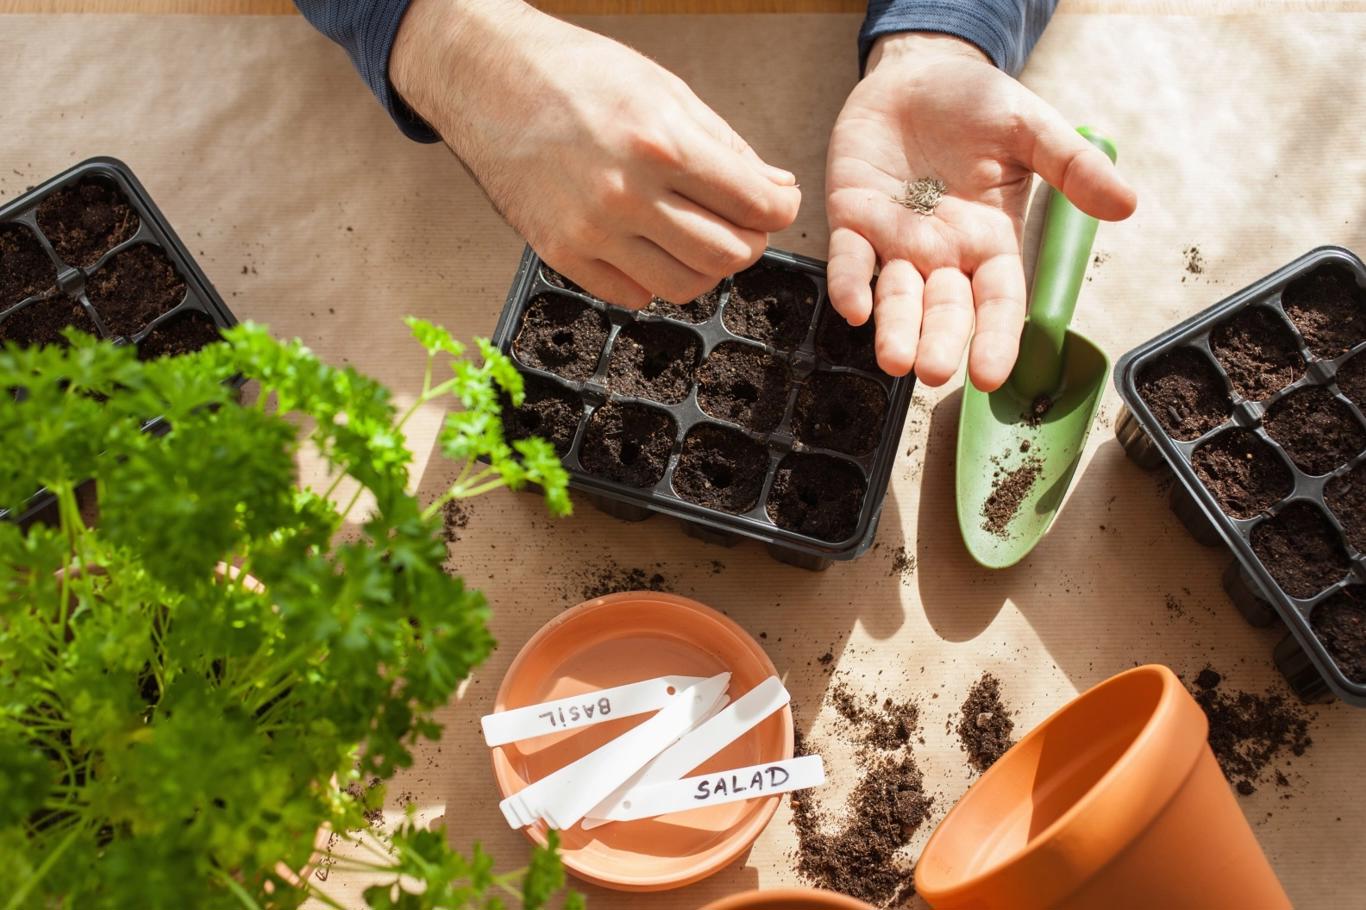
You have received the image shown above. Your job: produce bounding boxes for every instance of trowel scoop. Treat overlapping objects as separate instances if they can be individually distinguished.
[956,127,1117,568]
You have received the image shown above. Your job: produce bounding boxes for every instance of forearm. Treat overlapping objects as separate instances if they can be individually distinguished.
[390,0,539,151]
[859,0,1059,75]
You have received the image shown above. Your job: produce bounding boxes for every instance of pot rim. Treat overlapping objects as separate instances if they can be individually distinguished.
[699,887,874,909]
[915,664,1207,904]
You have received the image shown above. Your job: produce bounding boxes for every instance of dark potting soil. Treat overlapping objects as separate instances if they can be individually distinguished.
[540,266,587,296]
[815,306,878,372]
[35,178,140,268]
[1192,429,1293,519]
[1190,668,1313,795]
[1281,264,1366,358]
[1250,502,1352,600]
[672,423,768,514]
[85,244,187,338]
[981,455,1043,539]
[574,559,670,601]
[0,223,56,309]
[1209,306,1305,401]
[579,401,675,488]
[605,320,699,404]
[957,673,1015,773]
[0,297,98,347]
[1338,353,1366,406]
[696,342,791,433]
[1263,386,1366,476]
[1311,587,1366,684]
[791,685,930,907]
[829,682,921,751]
[512,294,608,381]
[647,284,721,324]
[723,262,817,350]
[767,453,866,543]
[793,372,887,456]
[500,374,582,456]
[136,310,221,359]
[1136,347,1231,441]
[1326,462,1366,553]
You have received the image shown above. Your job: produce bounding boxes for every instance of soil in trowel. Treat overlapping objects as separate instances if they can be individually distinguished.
[1189,667,1313,796]
[981,450,1044,539]
[791,682,931,907]
[956,673,1016,773]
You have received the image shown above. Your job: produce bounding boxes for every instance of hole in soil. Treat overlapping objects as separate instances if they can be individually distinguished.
[673,423,768,513]
[1250,501,1352,600]
[1338,352,1365,406]
[36,177,140,269]
[0,223,57,309]
[0,297,98,347]
[580,401,676,488]
[136,310,222,360]
[1281,264,1366,358]
[723,262,817,350]
[1192,429,1293,519]
[647,284,721,324]
[1263,386,1366,475]
[1326,462,1365,553]
[1210,306,1305,400]
[816,299,878,372]
[793,372,887,456]
[605,321,699,404]
[512,294,608,381]
[500,374,582,456]
[1312,587,1366,684]
[696,342,791,433]
[1136,347,1231,441]
[85,244,187,338]
[767,452,867,542]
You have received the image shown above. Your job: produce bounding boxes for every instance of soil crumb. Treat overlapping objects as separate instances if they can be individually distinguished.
[889,546,916,581]
[441,500,469,545]
[956,673,1015,773]
[1183,245,1206,276]
[573,559,670,601]
[1190,667,1313,796]
[894,177,947,216]
[791,683,931,907]
[1025,394,1052,426]
[981,454,1043,539]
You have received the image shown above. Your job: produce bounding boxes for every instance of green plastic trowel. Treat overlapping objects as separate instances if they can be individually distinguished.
[955,127,1117,568]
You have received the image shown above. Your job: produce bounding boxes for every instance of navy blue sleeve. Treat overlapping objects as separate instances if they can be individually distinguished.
[860,0,1059,76]
[294,0,440,143]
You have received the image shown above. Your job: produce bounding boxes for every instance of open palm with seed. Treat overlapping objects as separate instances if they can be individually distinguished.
[825,34,1137,391]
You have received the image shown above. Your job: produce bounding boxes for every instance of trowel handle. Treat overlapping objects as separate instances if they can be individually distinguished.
[1012,127,1117,400]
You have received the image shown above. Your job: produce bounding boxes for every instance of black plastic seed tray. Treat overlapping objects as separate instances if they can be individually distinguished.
[491,246,916,570]
[0,156,241,523]
[1114,246,1366,706]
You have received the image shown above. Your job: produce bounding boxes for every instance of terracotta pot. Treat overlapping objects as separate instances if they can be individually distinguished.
[700,889,873,910]
[915,664,1290,909]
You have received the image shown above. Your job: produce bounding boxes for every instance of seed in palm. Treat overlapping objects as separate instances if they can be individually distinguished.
[894,177,947,215]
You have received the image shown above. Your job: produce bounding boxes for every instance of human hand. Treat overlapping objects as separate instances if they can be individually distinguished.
[391,0,801,309]
[825,33,1137,389]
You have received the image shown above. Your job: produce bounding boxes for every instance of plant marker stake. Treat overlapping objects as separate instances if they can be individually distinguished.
[480,675,710,747]
[598,754,825,822]
[581,675,790,829]
[498,673,730,830]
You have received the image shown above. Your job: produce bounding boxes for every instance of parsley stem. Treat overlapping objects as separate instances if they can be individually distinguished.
[6,825,80,910]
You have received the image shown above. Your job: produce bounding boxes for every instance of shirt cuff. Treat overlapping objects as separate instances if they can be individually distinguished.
[858,1,1038,76]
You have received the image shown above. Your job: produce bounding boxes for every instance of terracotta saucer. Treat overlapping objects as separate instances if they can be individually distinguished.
[491,591,792,891]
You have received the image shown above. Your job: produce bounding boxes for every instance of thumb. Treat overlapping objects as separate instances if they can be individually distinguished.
[1018,97,1137,221]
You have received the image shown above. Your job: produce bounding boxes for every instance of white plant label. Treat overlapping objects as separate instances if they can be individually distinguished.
[480,675,709,747]
[601,754,825,822]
